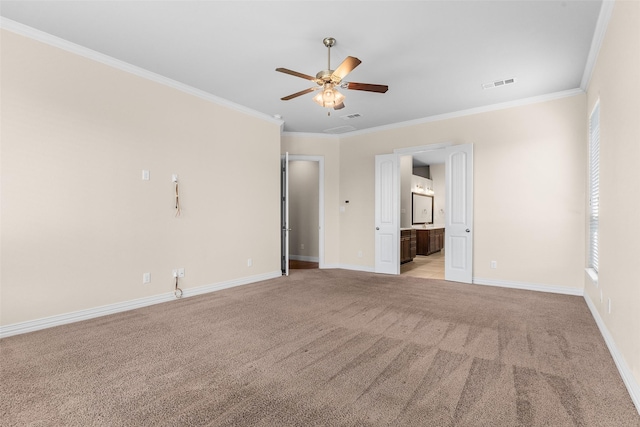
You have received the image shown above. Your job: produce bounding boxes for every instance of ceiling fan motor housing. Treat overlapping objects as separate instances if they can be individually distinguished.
[322,37,336,48]
[316,69,339,85]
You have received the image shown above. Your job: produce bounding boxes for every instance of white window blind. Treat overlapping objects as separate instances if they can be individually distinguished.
[589,103,600,272]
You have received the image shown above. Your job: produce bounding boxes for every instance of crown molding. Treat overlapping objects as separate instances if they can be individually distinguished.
[1,16,591,140]
[283,88,584,141]
[338,88,585,139]
[0,18,284,128]
[282,131,339,140]
[580,0,615,91]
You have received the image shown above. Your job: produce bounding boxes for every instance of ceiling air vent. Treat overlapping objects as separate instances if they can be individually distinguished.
[482,77,517,89]
[341,113,362,120]
[324,125,357,134]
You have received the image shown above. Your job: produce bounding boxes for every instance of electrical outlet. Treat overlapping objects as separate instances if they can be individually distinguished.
[608,298,611,314]
[172,269,178,278]
[247,258,252,267]
[172,173,178,183]
[143,272,151,284]
[358,250,363,258]
[142,170,150,181]
[300,244,304,250]
[490,261,497,269]
[178,268,185,278]
[600,289,603,303]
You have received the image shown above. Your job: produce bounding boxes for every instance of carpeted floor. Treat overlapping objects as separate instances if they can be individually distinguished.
[1,269,639,426]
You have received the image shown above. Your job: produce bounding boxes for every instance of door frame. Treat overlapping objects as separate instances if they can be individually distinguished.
[391,142,474,282]
[281,153,289,276]
[287,155,325,269]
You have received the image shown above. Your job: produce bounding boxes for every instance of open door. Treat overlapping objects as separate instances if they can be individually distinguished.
[281,152,289,276]
[444,143,473,283]
[374,154,400,274]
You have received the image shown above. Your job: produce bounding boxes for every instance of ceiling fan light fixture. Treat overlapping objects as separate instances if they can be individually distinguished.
[313,84,345,108]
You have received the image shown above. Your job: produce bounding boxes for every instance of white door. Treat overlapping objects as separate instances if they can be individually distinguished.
[281,153,289,276]
[444,144,473,283]
[374,154,399,274]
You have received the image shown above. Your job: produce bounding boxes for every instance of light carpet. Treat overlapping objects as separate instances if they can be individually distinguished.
[1,269,639,426]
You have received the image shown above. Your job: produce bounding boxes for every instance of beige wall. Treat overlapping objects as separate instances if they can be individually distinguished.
[281,134,340,266]
[585,0,640,392]
[430,163,446,227]
[399,156,413,228]
[284,97,586,282]
[338,94,586,287]
[289,161,319,259]
[1,31,282,326]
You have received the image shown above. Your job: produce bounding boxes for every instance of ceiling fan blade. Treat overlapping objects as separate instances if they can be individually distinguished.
[332,56,361,81]
[281,87,316,101]
[346,82,389,93]
[276,68,316,81]
[334,102,345,110]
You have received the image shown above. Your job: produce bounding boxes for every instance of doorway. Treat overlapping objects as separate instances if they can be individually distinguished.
[400,154,446,280]
[374,143,474,283]
[287,156,325,270]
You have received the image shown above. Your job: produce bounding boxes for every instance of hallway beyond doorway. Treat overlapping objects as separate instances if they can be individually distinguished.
[290,260,319,270]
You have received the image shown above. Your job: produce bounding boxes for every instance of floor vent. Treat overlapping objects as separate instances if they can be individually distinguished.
[324,125,357,134]
[341,113,362,120]
[482,77,517,89]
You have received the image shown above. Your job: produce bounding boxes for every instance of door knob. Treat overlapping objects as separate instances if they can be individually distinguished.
[465,229,470,233]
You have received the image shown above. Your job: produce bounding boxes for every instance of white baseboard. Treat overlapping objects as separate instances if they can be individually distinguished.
[181,271,281,298]
[0,270,281,339]
[472,277,584,296]
[289,255,320,262]
[584,292,640,415]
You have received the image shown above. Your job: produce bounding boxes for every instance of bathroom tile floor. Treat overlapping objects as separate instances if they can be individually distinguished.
[400,251,445,279]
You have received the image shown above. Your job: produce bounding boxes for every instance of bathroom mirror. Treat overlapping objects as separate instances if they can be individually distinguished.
[412,193,434,224]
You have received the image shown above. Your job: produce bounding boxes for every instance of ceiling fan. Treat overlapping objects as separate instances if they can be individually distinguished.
[276,37,388,113]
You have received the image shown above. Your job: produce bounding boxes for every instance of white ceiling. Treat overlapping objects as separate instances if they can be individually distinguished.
[0,1,603,135]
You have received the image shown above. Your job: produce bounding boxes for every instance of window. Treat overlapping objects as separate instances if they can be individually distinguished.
[588,102,600,273]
